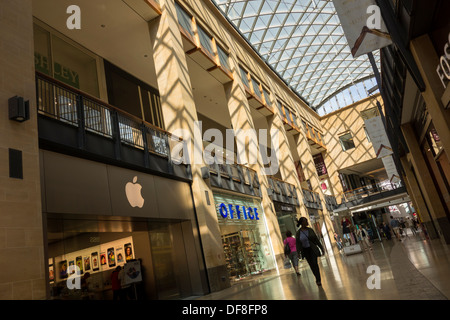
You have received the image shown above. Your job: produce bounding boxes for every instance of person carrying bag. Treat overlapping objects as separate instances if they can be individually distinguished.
[296,217,324,286]
[283,231,300,275]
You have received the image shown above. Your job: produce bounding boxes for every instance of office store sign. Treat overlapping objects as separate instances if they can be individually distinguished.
[437,31,450,89]
[218,203,260,221]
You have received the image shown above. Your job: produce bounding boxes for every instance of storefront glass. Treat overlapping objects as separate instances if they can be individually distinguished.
[274,202,298,238]
[47,215,196,300]
[422,124,450,216]
[213,193,276,282]
[33,23,100,97]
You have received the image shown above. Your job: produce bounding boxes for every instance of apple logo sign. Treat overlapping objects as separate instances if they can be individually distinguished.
[125,176,144,208]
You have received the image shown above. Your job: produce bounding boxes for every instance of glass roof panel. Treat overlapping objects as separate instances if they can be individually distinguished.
[213,0,381,110]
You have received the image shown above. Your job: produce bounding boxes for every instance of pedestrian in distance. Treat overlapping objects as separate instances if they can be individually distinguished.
[283,231,300,276]
[356,224,372,251]
[334,232,343,251]
[296,217,325,286]
[390,216,402,241]
[111,266,122,300]
[382,222,392,240]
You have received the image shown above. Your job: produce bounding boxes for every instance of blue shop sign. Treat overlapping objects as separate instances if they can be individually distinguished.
[218,203,260,220]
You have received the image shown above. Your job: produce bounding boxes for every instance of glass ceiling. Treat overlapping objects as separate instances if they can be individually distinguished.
[212,0,381,111]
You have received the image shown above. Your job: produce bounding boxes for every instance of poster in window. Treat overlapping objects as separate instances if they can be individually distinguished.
[100,252,107,266]
[49,264,54,282]
[107,247,115,268]
[91,252,99,272]
[76,256,83,274]
[123,260,142,286]
[59,260,68,279]
[116,247,124,264]
[84,256,91,271]
[124,243,133,262]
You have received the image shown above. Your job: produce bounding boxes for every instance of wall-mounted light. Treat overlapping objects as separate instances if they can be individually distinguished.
[8,96,30,122]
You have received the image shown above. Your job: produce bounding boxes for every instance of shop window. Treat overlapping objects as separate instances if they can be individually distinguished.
[426,125,443,157]
[197,26,215,58]
[262,88,272,106]
[104,61,164,129]
[217,45,231,72]
[251,77,263,100]
[33,23,100,98]
[277,101,285,119]
[34,25,52,76]
[239,67,250,89]
[285,108,293,125]
[213,193,276,282]
[291,113,299,128]
[339,132,356,151]
[175,2,195,38]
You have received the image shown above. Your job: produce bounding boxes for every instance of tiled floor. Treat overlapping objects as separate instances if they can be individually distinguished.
[196,232,450,300]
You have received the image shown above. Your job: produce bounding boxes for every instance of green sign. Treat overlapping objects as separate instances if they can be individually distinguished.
[35,52,50,75]
[54,62,80,89]
[34,52,80,89]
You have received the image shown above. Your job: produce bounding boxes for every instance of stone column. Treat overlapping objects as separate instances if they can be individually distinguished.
[148,0,229,292]
[0,0,46,300]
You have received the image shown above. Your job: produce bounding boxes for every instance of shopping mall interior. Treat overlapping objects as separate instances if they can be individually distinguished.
[0,0,449,303]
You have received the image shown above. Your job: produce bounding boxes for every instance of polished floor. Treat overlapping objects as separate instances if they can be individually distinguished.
[196,231,450,300]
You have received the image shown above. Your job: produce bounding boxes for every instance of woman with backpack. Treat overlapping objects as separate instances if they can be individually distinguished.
[284,230,300,276]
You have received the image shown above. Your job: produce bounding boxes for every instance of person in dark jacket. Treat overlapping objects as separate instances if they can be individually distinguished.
[296,217,325,286]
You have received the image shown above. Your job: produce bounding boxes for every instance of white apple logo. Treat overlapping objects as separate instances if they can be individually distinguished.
[125,176,144,208]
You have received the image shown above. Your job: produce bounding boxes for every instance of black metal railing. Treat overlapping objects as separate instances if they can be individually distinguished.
[36,72,181,160]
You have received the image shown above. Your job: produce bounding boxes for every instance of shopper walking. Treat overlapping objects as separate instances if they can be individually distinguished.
[283,231,300,276]
[406,217,416,235]
[334,232,343,251]
[296,217,324,286]
[390,216,402,241]
[356,225,372,251]
[111,266,122,300]
[382,222,392,240]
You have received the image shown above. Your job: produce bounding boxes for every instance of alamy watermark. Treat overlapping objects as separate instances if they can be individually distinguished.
[366,265,381,290]
[170,121,281,176]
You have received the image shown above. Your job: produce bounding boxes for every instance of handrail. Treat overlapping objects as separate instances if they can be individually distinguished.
[35,71,180,141]
[337,181,404,202]
[35,73,185,159]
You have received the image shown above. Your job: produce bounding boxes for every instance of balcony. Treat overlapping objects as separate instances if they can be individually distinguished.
[203,161,261,197]
[334,181,409,213]
[36,72,191,180]
[303,122,326,152]
[267,176,299,206]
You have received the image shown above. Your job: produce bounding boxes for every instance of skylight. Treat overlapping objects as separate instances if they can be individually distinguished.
[212,0,381,111]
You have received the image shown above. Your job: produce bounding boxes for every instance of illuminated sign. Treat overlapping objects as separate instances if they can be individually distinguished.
[437,32,450,89]
[218,203,260,220]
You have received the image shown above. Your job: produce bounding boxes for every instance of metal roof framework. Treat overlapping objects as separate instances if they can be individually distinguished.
[213,0,380,110]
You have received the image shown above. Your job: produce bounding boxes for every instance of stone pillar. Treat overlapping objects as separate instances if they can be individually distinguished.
[148,0,229,292]
[0,0,46,300]
[401,123,450,244]
[293,132,335,251]
[222,55,281,268]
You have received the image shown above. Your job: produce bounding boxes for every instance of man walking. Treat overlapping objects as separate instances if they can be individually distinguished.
[390,216,401,241]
